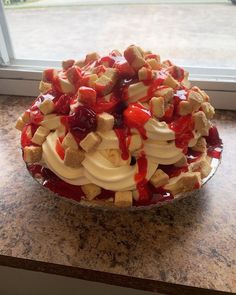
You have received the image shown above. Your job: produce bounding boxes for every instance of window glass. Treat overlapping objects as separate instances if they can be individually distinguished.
[3,0,236,67]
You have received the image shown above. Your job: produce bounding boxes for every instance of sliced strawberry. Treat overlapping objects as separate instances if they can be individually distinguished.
[114,59,135,77]
[96,56,115,67]
[54,94,71,115]
[78,86,97,106]
[66,66,82,86]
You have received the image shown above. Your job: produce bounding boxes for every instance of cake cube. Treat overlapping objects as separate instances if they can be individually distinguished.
[62,132,78,150]
[124,45,146,71]
[78,86,97,105]
[40,115,61,130]
[191,137,207,153]
[163,75,179,89]
[149,96,165,118]
[38,99,55,115]
[191,86,209,102]
[178,101,192,116]
[191,158,212,179]
[64,147,85,168]
[59,78,75,94]
[127,82,148,102]
[104,68,118,82]
[81,74,98,89]
[115,191,133,207]
[22,111,30,123]
[128,134,142,152]
[15,117,25,131]
[201,102,215,119]
[150,169,169,188]
[39,81,52,94]
[62,59,75,70]
[81,183,101,200]
[75,59,85,68]
[188,90,204,111]
[79,132,101,152]
[174,156,187,167]
[31,126,50,145]
[193,111,210,136]
[95,75,113,95]
[23,146,42,163]
[138,67,154,81]
[146,58,161,70]
[154,87,173,102]
[85,52,100,64]
[164,172,201,195]
[97,112,114,132]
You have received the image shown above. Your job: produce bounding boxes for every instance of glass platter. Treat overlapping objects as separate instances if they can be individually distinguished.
[27,151,222,211]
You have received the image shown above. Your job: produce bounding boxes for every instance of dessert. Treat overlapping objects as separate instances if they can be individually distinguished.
[16,45,222,208]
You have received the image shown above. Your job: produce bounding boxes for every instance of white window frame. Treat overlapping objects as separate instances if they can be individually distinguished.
[0,0,236,110]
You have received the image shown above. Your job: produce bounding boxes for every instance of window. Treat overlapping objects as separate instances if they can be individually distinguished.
[0,0,236,109]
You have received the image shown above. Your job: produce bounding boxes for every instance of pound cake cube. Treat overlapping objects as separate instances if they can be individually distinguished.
[115,191,133,207]
[154,87,173,102]
[150,169,169,188]
[164,172,201,195]
[23,146,42,163]
[81,183,101,200]
[193,111,210,136]
[39,81,52,94]
[146,58,161,70]
[31,126,50,145]
[15,117,25,131]
[97,112,114,132]
[62,59,75,70]
[79,132,101,152]
[201,102,215,119]
[39,99,55,115]
[62,132,78,150]
[124,45,146,71]
[163,74,179,89]
[64,147,85,168]
[95,75,113,95]
[192,137,207,153]
[85,52,100,64]
[138,67,154,81]
[178,101,192,116]
[150,96,165,118]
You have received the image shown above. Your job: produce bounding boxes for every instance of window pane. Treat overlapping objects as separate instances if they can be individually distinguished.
[3,0,236,67]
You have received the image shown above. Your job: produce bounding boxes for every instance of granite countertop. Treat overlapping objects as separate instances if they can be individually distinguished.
[0,95,235,295]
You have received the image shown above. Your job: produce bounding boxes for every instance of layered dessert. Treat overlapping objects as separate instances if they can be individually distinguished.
[16,45,222,208]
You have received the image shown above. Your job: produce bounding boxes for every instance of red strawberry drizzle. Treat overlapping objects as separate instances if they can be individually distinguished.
[205,126,223,159]
[169,115,194,152]
[54,94,71,115]
[114,128,130,160]
[124,103,151,139]
[158,164,188,178]
[134,153,149,202]
[55,138,65,160]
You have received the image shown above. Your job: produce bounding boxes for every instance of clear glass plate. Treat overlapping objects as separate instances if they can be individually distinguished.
[28,154,222,211]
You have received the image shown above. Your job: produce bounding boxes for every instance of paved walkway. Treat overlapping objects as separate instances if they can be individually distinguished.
[4,2,236,68]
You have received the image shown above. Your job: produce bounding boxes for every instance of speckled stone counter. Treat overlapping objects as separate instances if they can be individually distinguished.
[0,95,235,295]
